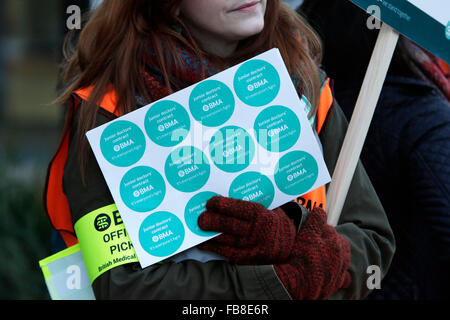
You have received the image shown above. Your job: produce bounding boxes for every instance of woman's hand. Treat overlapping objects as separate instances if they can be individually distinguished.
[198,196,352,299]
[274,206,352,299]
[197,196,297,264]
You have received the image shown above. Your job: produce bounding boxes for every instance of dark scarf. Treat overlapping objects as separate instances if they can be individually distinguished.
[140,45,219,102]
[140,44,305,104]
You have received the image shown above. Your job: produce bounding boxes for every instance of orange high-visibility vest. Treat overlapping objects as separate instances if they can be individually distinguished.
[44,81,334,247]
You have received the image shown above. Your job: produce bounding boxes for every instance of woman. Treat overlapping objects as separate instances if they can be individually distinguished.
[45,0,394,299]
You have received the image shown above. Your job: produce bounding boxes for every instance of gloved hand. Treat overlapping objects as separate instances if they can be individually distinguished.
[274,206,352,300]
[197,196,297,264]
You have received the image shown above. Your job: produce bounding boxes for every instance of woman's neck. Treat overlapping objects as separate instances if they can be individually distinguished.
[184,22,238,58]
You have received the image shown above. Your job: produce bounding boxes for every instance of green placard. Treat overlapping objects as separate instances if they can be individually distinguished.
[349,0,450,63]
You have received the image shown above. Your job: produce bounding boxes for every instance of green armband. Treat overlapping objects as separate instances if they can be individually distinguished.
[74,204,139,284]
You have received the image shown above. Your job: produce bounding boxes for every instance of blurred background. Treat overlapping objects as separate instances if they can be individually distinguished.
[0,0,95,300]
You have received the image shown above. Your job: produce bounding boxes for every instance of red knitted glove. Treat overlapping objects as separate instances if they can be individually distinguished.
[197,196,297,264]
[274,206,352,300]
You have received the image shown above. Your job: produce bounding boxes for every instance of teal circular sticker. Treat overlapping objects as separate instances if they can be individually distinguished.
[120,166,166,212]
[184,191,220,237]
[254,105,301,152]
[165,146,211,193]
[234,59,280,107]
[209,125,255,173]
[144,100,191,147]
[274,151,319,196]
[189,80,235,127]
[100,120,146,167]
[229,172,275,208]
[139,211,185,257]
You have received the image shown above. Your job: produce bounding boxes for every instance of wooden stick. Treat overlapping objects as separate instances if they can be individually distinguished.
[326,23,399,227]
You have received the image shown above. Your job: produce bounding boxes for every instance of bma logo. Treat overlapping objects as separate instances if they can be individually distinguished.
[94,213,111,232]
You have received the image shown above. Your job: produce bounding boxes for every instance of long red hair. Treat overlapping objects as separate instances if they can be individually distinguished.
[56,0,322,178]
